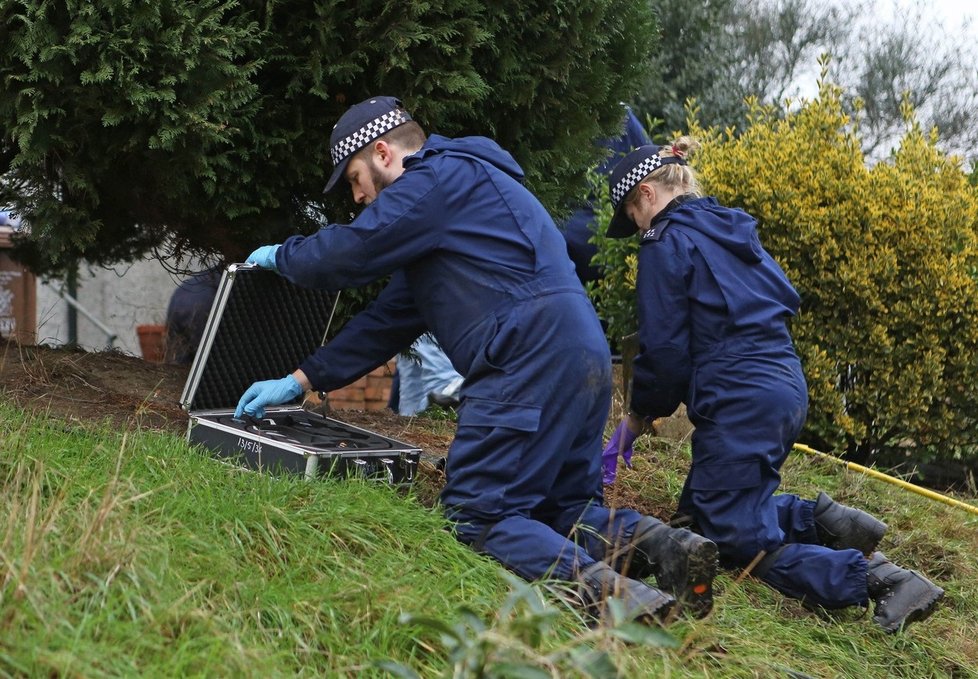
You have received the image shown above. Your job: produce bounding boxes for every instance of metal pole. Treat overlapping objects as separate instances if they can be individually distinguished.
[66,264,78,345]
[304,454,320,480]
[793,442,978,516]
[45,279,118,348]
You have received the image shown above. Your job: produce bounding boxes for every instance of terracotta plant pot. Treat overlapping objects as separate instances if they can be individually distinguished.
[136,323,166,363]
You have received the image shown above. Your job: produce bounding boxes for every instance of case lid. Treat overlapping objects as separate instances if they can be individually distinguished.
[180,264,337,412]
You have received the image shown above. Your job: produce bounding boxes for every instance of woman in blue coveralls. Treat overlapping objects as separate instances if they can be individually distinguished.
[602,139,944,633]
[234,96,720,624]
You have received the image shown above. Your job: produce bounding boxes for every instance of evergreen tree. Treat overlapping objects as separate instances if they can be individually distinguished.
[0,1,655,276]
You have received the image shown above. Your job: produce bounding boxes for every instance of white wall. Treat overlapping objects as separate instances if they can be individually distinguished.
[35,258,183,357]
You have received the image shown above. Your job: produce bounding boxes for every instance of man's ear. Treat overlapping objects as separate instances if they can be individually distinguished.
[373,140,395,168]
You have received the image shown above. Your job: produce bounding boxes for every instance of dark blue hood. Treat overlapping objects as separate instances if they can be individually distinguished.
[641,195,799,342]
[406,134,526,183]
[664,197,764,264]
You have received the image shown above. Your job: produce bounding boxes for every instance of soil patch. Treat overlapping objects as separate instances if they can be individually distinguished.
[1,339,659,511]
[1,338,454,499]
[1,338,450,451]
[1,339,189,432]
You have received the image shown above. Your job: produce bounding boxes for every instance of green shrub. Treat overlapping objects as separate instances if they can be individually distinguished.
[585,170,639,346]
[590,81,978,466]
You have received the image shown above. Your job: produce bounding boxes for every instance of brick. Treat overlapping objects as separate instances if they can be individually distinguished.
[324,359,394,410]
[364,386,387,401]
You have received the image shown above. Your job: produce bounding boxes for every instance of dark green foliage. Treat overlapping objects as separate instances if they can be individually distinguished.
[0,0,655,278]
[585,169,639,346]
[0,0,266,275]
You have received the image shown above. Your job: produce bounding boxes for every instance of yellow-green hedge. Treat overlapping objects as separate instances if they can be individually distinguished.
[590,83,978,464]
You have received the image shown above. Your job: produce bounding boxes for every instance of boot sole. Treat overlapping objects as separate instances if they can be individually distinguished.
[593,593,680,627]
[660,538,718,619]
[879,588,945,634]
[634,598,682,627]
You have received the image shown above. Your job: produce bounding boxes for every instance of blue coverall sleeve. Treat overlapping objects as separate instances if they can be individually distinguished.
[298,271,427,392]
[630,234,694,419]
[623,107,651,148]
[275,165,443,290]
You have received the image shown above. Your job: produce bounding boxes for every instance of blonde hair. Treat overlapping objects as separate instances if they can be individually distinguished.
[626,135,703,204]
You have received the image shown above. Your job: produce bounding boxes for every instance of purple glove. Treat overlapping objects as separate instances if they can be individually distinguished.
[601,419,640,484]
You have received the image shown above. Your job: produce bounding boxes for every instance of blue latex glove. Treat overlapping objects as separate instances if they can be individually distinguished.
[601,419,641,484]
[234,374,303,418]
[247,244,281,272]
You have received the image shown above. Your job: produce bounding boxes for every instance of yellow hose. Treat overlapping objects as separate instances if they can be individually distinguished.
[793,442,978,516]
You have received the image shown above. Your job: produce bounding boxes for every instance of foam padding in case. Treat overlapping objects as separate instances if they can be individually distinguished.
[187,267,335,411]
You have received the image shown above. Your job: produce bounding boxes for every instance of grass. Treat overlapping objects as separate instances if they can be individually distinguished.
[2,397,978,678]
[0,401,508,677]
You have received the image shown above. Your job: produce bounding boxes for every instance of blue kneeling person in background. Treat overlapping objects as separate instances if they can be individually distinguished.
[236,96,718,623]
[559,105,650,287]
[603,140,944,632]
[164,267,222,365]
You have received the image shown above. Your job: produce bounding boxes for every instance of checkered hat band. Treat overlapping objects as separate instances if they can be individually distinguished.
[611,155,665,206]
[330,109,411,166]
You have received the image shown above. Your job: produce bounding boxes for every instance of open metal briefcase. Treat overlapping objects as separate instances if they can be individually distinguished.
[179,264,421,483]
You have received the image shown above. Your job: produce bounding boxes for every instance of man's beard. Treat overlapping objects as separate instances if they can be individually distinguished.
[368,163,390,197]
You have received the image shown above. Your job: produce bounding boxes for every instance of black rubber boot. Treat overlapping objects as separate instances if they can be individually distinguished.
[623,516,718,619]
[577,561,679,625]
[866,552,944,633]
[813,491,887,555]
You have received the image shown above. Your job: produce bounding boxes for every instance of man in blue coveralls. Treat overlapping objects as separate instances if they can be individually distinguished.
[235,96,718,624]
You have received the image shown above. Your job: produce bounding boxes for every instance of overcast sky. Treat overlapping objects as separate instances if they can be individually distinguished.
[879,0,976,34]
[787,0,977,101]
